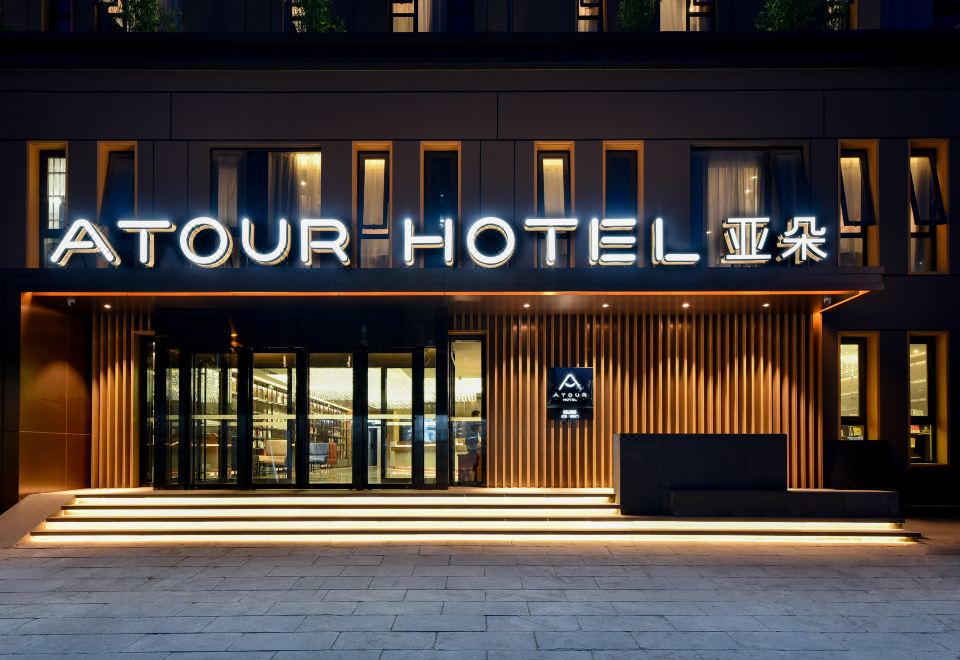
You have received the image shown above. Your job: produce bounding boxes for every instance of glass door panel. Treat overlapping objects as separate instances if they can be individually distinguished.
[166,348,180,484]
[451,339,485,485]
[252,352,297,485]
[191,353,239,484]
[309,353,354,485]
[424,348,438,485]
[367,353,413,485]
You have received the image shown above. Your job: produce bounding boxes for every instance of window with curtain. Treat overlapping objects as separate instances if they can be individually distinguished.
[39,149,67,267]
[423,150,458,268]
[840,338,867,440]
[358,152,390,268]
[391,0,446,31]
[909,149,947,273]
[577,0,602,31]
[537,151,572,267]
[660,0,714,31]
[908,338,937,463]
[839,150,875,267]
[212,149,322,266]
[100,150,136,265]
[692,148,808,266]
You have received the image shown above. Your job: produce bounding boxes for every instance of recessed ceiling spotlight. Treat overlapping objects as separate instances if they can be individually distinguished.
[762,302,771,308]
[522,303,531,309]
[102,303,112,310]
[601,303,610,309]
[681,302,691,309]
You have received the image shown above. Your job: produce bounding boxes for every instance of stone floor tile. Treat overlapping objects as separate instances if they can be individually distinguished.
[664,615,768,632]
[632,631,739,650]
[379,652,480,660]
[274,652,380,660]
[266,601,357,615]
[728,631,852,651]
[534,631,639,650]
[486,615,581,631]
[393,614,486,631]
[521,577,599,590]
[214,577,298,591]
[176,601,275,617]
[203,614,305,632]
[442,601,530,615]
[227,631,338,651]
[485,590,568,601]
[610,602,704,615]
[18,632,144,654]
[124,632,242,653]
[754,615,866,632]
[17,616,214,635]
[846,615,954,632]
[413,565,484,577]
[446,577,523,589]
[577,615,673,632]
[322,589,405,601]
[528,602,617,615]
[298,614,396,631]
[436,631,536,650]
[824,631,955,652]
[356,600,441,614]
[333,631,437,649]
[403,589,486,601]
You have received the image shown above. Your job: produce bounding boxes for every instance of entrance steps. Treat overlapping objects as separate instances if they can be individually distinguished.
[27,489,920,544]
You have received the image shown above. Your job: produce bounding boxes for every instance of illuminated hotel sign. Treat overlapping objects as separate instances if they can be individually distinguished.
[547,368,593,421]
[49,215,828,268]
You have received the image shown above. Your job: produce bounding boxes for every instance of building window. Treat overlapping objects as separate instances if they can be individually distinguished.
[909,338,937,463]
[99,145,136,228]
[358,151,390,268]
[839,149,875,266]
[213,149,322,265]
[392,0,444,31]
[39,150,67,267]
[840,338,867,440]
[577,0,602,31]
[660,0,714,31]
[692,148,808,265]
[44,0,71,31]
[909,148,947,273]
[451,338,485,486]
[423,149,458,268]
[537,149,573,267]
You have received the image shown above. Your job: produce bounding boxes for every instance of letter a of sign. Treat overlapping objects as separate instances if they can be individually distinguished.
[50,219,121,267]
[558,373,583,391]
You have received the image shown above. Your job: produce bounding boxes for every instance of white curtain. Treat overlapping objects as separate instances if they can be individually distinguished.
[362,158,386,227]
[295,152,322,218]
[216,154,239,229]
[839,156,863,225]
[704,152,762,265]
[418,0,432,32]
[660,0,685,31]
[541,157,567,216]
[909,155,933,226]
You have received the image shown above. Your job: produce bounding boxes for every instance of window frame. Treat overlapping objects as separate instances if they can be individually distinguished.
[390,0,418,32]
[838,148,875,266]
[839,337,867,440]
[357,150,392,268]
[38,148,68,267]
[686,0,715,31]
[577,0,603,31]
[908,336,938,464]
[536,149,574,268]
[908,148,947,274]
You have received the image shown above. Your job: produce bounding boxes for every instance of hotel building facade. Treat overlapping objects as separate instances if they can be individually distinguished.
[0,0,958,516]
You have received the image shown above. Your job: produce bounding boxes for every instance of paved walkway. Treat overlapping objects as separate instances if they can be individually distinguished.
[0,520,957,658]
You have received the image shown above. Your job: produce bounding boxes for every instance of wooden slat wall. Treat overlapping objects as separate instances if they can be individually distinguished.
[91,312,151,488]
[453,311,822,489]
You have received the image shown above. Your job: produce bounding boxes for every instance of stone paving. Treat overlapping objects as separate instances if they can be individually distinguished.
[0,520,957,658]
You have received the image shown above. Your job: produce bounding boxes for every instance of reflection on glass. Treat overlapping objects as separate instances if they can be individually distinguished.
[191,353,238,484]
[253,353,297,485]
[839,342,864,440]
[166,349,180,483]
[451,340,484,485]
[424,348,437,485]
[909,343,929,418]
[367,353,413,485]
[309,353,354,485]
[143,340,156,485]
[909,341,935,463]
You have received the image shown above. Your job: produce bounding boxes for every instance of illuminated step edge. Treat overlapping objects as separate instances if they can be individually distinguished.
[70,496,616,508]
[60,508,623,519]
[28,532,918,545]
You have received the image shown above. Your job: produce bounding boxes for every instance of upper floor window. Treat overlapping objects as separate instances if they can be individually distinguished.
[839,149,875,267]
[213,149,321,265]
[39,150,67,266]
[840,338,867,440]
[909,337,942,464]
[357,150,391,268]
[423,148,458,268]
[605,150,639,219]
[99,148,135,228]
[44,0,71,31]
[536,149,573,267]
[392,0,445,32]
[660,0,715,31]
[577,0,602,31]
[692,148,808,265]
[909,147,948,273]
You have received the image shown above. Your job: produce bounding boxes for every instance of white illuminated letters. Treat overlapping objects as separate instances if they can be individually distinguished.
[650,217,700,266]
[721,217,771,265]
[465,217,516,268]
[589,218,637,266]
[179,217,233,268]
[403,217,455,267]
[299,219,351,266]
[241,217,291,266]
[116,219,176,267]
[523,218,578,266]
[50,218,121,267]
[777,216,828,264]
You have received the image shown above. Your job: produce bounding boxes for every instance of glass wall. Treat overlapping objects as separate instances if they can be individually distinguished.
[909,339,936,463]
[252,353,297,485]
[451,339,484,485]
[309,353,354,485]
[191,353,239,484]
[367,353,414,485]
[839,339,866,440]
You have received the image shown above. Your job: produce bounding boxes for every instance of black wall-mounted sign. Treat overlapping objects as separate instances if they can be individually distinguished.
[547,367,593,421]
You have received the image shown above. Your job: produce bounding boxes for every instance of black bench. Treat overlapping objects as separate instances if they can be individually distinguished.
[613,434,899,518]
